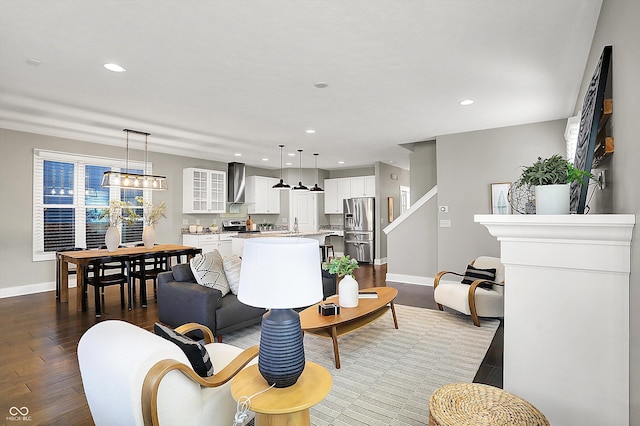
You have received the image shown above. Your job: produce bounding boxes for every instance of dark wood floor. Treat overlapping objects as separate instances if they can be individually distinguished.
[0,264,502,425]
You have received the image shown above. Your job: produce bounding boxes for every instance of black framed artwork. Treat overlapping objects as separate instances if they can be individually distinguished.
[570,45,612,214]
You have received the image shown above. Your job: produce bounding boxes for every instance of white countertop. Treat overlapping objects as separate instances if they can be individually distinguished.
[230,230,334,239]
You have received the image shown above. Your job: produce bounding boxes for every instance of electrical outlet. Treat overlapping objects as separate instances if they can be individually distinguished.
[439,206,449,213]
[282,217,287,223]
[196,219,201,225]
[182,219,189,225]
[440,219,451,228]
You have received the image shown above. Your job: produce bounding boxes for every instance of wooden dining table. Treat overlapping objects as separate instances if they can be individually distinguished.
[56,244,201,312]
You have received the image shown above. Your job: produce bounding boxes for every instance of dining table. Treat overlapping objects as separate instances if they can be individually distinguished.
[56,244,201,312]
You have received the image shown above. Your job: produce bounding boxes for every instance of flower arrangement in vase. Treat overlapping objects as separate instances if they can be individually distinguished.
[322,255,360,308]
[136,196,167,248]
[99,200,137,251]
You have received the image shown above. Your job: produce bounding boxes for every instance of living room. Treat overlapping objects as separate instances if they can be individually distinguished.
[1,0,639,424]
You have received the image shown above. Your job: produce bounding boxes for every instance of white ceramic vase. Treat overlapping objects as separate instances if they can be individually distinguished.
[142,225,155,249]
[535,184,570,214]
[105,226,120,252]
[339,274,359,308]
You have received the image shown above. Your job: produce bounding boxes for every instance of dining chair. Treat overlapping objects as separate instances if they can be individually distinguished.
[84,254,130,317]
[130,250,170,307]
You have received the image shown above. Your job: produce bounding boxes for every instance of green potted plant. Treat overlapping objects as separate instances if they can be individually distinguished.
[516,154,592,214]
[322,255,360,308]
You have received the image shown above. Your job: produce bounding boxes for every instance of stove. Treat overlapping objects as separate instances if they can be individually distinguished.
[222,219,247,232]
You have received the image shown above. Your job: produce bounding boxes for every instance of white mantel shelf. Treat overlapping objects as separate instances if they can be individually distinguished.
[475,214,635,426]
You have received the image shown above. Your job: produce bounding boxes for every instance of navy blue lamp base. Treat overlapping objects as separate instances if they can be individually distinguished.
[258,308,305,388]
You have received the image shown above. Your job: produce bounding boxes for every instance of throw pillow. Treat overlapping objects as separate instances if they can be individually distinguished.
[223,255,242,295]
[461,264,496,289]
[153,322,214,377]
[190,250,230,296]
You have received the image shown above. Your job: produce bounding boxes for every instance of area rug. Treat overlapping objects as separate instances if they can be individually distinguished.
[224,304,499,426]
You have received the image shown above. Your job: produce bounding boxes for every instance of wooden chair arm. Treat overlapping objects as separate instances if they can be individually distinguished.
[142,344,259,426]
[467,279,502,327]
[174,322,215,344]
[433,271,464,289]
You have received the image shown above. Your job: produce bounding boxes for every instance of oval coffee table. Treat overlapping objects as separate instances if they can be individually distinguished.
[300,286,399,368]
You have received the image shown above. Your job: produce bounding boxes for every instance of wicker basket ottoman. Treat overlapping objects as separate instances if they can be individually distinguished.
[429,383,549,426]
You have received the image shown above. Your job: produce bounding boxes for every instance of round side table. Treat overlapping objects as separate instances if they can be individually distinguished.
[429,382,549,426]
[231,361,332,426]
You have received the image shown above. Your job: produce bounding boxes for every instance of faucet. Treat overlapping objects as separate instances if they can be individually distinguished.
[293,217,299,234]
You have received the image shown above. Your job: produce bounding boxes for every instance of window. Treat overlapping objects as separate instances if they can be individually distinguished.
[33,150,150,261]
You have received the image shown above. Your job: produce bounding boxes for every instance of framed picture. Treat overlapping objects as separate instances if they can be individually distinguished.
[491,183,512,214]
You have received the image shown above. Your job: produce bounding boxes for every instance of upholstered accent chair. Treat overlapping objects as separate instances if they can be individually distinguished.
[433,256,505,326]
[77,320,258,425]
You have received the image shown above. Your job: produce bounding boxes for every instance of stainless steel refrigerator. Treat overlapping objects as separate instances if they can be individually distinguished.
[343,197,375,263]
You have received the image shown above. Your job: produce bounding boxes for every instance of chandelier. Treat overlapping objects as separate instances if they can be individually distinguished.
[101,129,168,190]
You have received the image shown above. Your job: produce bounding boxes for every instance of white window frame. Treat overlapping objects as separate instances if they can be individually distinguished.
[33,149,151,262]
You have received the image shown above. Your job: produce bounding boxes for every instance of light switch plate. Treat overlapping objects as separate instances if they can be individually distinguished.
[182,219,189,225]
[440,219,451,228]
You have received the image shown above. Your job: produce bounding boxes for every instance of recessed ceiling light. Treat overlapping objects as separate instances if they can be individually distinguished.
[338,161,345,165]
[459,99,474,106]
[285,162,293,166]
[262,158,269,161]
[104,63,126,73]
[288,153,296,157]
[305,129,316,134]
[234,153,242,157]
[314,82,328,88]
[389,160,395,164]
[26,58,41,66]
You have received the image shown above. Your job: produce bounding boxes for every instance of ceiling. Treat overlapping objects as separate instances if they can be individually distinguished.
[0,0,602,171]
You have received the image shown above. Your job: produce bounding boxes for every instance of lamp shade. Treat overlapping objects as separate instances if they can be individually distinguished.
[238,237,323,309]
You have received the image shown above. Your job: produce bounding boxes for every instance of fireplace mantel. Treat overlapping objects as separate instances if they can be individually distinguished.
[475,214,635,426]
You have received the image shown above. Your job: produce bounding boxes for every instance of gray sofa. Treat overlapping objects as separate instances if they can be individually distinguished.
[157,263,337,341]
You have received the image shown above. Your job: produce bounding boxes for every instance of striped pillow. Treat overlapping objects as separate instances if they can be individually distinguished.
[154,323,214,377]
[461,264,496,289]
[190,250,230,296]
[223,255,242,295]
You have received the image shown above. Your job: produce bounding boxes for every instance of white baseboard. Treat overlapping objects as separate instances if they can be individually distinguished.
[374,257,387,266]
[0,278,76,299]
[385,273,434,286]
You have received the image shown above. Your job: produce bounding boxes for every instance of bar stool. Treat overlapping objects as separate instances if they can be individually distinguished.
[319,244,335,262]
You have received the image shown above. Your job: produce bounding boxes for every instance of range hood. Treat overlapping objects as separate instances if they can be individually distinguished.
[228,162,246,204]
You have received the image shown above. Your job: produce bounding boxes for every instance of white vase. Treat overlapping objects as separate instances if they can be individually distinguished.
[105,226,120,252]
[142,225,155,249]
[535,184,570,214]
[339,274,359,308]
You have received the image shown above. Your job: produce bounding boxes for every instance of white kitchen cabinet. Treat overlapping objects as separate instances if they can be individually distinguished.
[324,178,351,214]
[183,233,235,257]
[183,168,226,214]
[324,176,374,214]
[246,176,280,214]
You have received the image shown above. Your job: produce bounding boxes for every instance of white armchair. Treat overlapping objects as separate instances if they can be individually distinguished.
[77,320,258,425]
[433,256,504,326]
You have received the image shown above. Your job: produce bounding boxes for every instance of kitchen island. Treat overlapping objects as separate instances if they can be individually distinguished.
[231,231,333,259]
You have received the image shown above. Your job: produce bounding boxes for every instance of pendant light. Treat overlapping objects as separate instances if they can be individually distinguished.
[272,144,291,189]
[309,153,324,192]
[101,129,168,190]
[292,149,309,191]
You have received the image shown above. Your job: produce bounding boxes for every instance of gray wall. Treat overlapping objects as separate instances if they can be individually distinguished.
[375,162,410,260]
[0,128,277,291]
[436,120,566,273]
[410,140,437,204]
[578,0,640,421]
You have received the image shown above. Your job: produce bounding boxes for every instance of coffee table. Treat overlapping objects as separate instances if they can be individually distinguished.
[300,287,399,368]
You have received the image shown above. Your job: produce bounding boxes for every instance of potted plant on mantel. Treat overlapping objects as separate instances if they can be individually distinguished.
[322,255,359,308]
[516,154,593,214]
